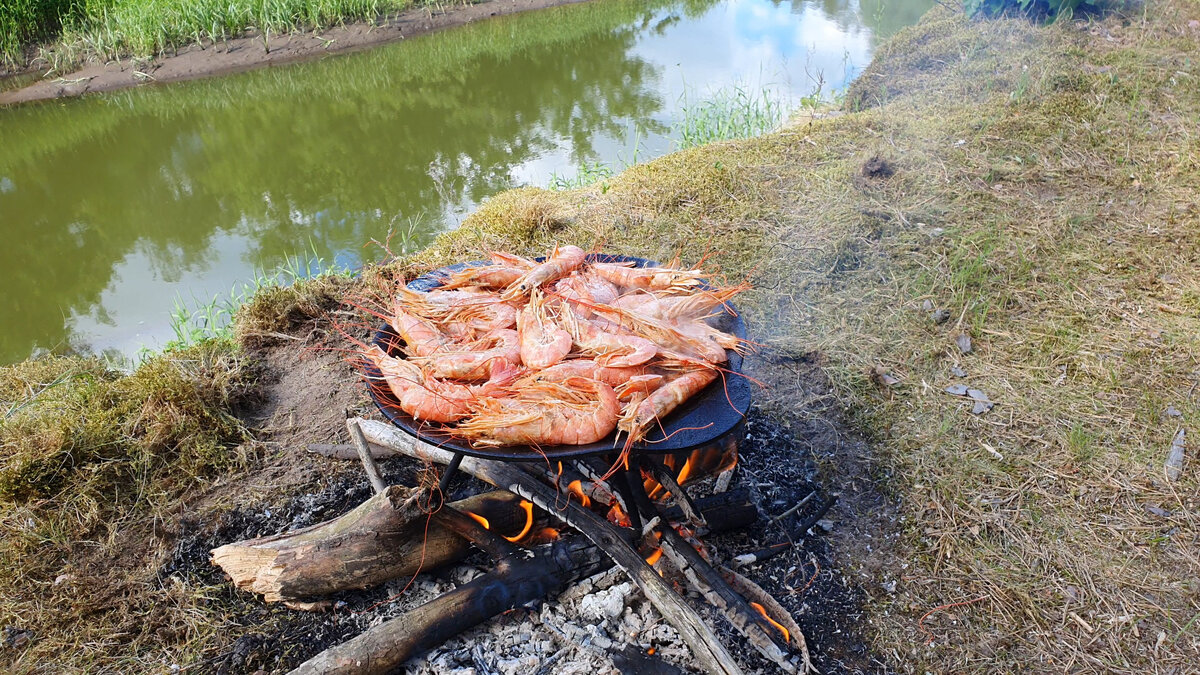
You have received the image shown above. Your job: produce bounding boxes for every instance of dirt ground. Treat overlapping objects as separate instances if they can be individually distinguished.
[0,0,589,106]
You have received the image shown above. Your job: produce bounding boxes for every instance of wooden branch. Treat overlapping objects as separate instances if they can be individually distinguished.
[356,419,745,675]
[347,417,387,495]
[307,442,398,460]
[288,492,758,675]
[211,487,522,604]
[432,504,518,559]
[648,460,707,530]
[720,565,811,673]
[658,525,806,674]
[288,535,605,675]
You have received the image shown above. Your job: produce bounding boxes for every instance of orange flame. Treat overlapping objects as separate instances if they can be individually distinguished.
[676,456,694,485]
[504,500,535,543]
[645,548,663,566]
[465,511,490,530]
[533,527,560,542]
[607,501,632,528]
[749,602,790,644]
[567,479,591,508]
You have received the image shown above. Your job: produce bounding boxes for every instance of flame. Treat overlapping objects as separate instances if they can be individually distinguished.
[567,479,591,508]
[749,602,790,644]
[644,548,663,566]
[607,501,632,528]
[675,456,694,485]
[643,442,739,501]
[504,500,535,543]
[533,527,560,542]
[465,511,490,530]
[647,647,656,656]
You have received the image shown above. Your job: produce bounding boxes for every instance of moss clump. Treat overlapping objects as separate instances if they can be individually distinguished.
[0,339,257,519]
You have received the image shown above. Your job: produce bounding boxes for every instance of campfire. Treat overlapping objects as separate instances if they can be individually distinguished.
[209,249,820,674]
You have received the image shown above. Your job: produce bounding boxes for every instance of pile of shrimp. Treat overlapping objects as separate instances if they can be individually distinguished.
[358,245,748,464]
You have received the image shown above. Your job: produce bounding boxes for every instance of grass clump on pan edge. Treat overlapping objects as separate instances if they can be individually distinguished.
[3,0,1199,671]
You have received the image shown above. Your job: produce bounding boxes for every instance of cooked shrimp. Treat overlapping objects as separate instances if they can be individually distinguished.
[410,328,521,380]
[553,271,620,318]
[560,306,657,367]
[390,307,453,356]
[437,252,537,290]
[397,287,517,336]
[502,245,587,299]
[365,346,481,422]
[523,359,658,388]
[613,283,747,322]
[589,258,708,292]
[456,377,619,446]
[591,305,728,363]
[517,288,572,369]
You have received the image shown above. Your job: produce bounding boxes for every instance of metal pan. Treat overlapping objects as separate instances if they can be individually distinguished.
[362,254,751,461]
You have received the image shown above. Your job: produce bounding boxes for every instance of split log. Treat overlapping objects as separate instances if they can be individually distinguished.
[659,525,808,673]
[211,487,522,604]
[289,492,758,675]
[356,419,746,675]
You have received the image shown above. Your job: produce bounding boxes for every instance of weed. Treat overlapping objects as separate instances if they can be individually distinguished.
[676,85,784,149]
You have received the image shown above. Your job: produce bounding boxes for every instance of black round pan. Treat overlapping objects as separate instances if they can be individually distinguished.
[362,254,751,461]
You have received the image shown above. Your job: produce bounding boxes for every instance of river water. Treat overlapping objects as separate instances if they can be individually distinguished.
[0,0,930,364]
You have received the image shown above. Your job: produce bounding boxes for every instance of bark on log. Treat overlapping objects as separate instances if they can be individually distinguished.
[356,419,746,675]
[288,492,758,675]
[211,487,522,603]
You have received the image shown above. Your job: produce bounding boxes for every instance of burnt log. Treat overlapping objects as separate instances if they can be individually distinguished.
[288,491,758,675]
[355,418,746,675]
[211,487,523,604]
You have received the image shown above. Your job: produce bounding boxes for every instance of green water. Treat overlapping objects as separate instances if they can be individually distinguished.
[0,0,931,364]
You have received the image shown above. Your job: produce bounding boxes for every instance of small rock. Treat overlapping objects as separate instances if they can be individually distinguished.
[817,519,835,532]
[1165,405,1183,418]
[1146,506,1172,518]
[945,384,969,396]
[951,366,968,378]
[922,299,934,311]
[932,309,951,324]
[881,580,897,594]
[956,333,973,354]
[1165,428,1186,481]
[928,227,946,238]
[4,627,34,650]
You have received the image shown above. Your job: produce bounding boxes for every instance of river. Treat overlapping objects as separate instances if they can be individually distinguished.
[0,0,931,364]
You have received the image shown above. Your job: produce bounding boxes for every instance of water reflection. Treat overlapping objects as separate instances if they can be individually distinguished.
[0,0,932,364]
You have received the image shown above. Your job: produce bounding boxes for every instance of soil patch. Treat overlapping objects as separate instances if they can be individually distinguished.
[0,0,591,106]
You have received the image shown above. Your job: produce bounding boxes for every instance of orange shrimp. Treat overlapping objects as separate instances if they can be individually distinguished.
[612,283,748,322]
[591,304,729,363]
[456,377,619,446]
[560,306,657,367]
[604,367,719,477]
[502,245,586,299]
[397,287,517,336]
[517,288,572,369]
[390,306,453,357]
[588,258,708,292]
[521,359,661,390]
[365,345,510,423]
[437,252,536,290]
[553,271,620,318]
[410,328,521,380]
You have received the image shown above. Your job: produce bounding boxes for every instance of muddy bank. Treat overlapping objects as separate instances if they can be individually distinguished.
[0,0,589,106]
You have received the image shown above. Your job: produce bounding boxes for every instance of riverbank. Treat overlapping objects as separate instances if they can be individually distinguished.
[0,0,587,106]
[2,1,1198,672]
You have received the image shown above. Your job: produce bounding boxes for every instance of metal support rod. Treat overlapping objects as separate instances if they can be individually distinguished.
[438,452,465,495]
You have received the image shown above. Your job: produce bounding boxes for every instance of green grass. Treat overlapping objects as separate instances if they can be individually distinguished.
[676,85,784,149]
[3,0,454,66]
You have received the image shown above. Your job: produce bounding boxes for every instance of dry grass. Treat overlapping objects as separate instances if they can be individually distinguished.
[2,1,1198,671]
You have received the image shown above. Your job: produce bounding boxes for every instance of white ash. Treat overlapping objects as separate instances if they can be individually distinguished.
[404,565,694,674]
